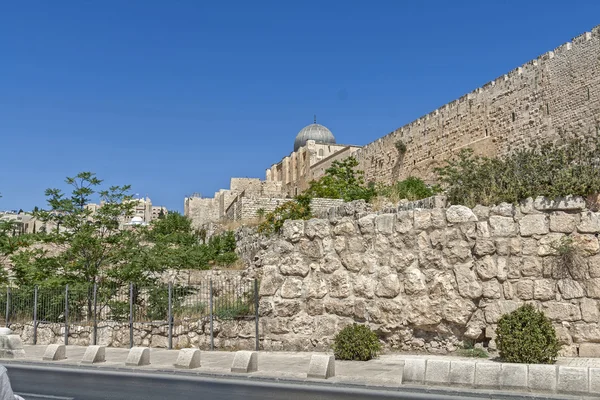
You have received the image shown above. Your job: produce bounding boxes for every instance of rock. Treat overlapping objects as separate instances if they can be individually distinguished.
[375,214,395,234]
[586,278,600,299]
[357,214,376,235]
[475,255,497,280]
[328,269,351,298]
[577,212,600,234]
[375,269,401,298]
[446,205,478,223]
[549,212,577,233]
[332,217,356,236]
[464,309,486,339]
[538,233,565,256]
[340,252,367,273]
[473,239,496,257]
[259,266,284,296]
[396,211,414,233]
[590,255,600,278]
[533,279,556,301]
[453,262,483,299]
[490,203,514,217]
[570,322,600,342]
[573,234,600,255]
[305,274,328,299]
[320,255,343,274]
[533,195,586,212]
[431,209,446,228]
[484,300,522,323]
[477,222,491,237]
[414,210,432,231]
[444,240,472,264]
[489,216,516,237]
[541,301,581,322]
[274,300,301,317]
[280,258,310,277]
[443,298,476,325]
[521,256,543,277]
[404,267,426,295]
[324,300,353,317]
[482,279,502,299]
[557,279,585,299]
[515,280,534,300]
[282,220,305,242]
[519,214,549,236]
[580,298,600,323]
[519,198,539,214]
[305,219,331,239]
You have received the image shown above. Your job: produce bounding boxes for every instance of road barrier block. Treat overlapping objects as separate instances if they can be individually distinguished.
[500,363,527,390]
[81,345,106,364]
[425,359,450,385]
[402,359,426,383]
[43,344,66,361]
[448,360,475,386]
[174,348,201,369]
[0,330,25,359]
[125,347,150,366]
[231,351,257,373]
[528,364,557,392]
[557,366,588,395]
[307,354,335,379]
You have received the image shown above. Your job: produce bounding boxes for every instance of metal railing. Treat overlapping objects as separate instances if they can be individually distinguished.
[0,279,259,350]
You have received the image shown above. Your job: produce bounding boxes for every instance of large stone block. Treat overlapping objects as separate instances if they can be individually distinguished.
[454,263,482,299]
[43,344,66,361]
[307,354,335,379]
[424,359,450,385]
[446,205,478,223]
[590,367,600,395]
[448,360,475,386]
[579,343,600,357]
[528,364,557,392]
[557,366,588,394]
[519,214,549,236]
[125,346,150,366]
[0,333,25,359]
[534,196,586,212]
[578,212,600,234]
[231,351,258,373]
[402,358,426,383]
[499,363,528,389]
[375,214,395,235]
[489,216,516,237]
[174,348,201,369]
[474,362,501,388]
[550,212,577,233]
[81,345,105,364]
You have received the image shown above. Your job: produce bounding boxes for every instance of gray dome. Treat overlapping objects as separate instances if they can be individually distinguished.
[294,123,336,152]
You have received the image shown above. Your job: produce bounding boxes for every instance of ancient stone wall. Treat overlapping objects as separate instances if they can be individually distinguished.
[184,196,220,228]
[355,25,600,185]
[251,197,600,355]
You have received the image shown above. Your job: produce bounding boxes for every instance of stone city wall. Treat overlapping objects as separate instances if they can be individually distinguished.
[251,197,600,356]
[354,25,600,185]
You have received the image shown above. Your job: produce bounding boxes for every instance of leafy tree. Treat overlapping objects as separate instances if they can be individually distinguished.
[258,195,312,235]
[305,157,376,202]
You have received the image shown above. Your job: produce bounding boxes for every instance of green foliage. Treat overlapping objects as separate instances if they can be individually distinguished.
[258,195,312,235]
[496,304,560,364]
[332,324,382,361]
[213,297,252,319]
[456,341,489,358]
[377,176,440,202]
[395,140,407,155]
[305,157,376,202]
[435,136,600,207]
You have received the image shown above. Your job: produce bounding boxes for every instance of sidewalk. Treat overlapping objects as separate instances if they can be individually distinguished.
[4,345,600,398]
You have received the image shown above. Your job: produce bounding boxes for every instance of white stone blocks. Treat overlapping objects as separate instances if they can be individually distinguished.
[43,344,66,361]
[402,358,426,383]
[125,346,150,366]
[424,359,450,385]
[231,351,258,373]
[557,366,588,394]
[527,364,557,392]
[0,333,25,359]
[448,360,475,386]
[174,348,201,369]
[446,205,478,223]
[589,367,600,394]
[474,362,501,388]
[81,345,105,364]
[306,354,335,379]
[499,363,528,389]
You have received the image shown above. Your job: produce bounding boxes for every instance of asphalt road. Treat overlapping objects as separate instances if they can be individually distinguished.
[5,364,580,400]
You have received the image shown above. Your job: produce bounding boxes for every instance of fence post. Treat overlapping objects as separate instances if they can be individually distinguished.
[64,284,69,346]
[93,283,98,346]
[167,282,173,350]
[33,286,38,345]
[129,283,134,349]
[209,279,214,351]
[254,279,259,351]
[5,286,10,327]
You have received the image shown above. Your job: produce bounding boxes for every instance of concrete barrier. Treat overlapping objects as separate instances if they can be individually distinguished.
[402,358,426,383]
[424,360,450,385]
[0,329,25,359]
[448,361,475,386]
[125,347,150,366]
[231,351,257,373]
[589,367,600,394]
[174,349,201,369]
[307,354,335,379]
[43,344,66,361]
[81,345,105,364]
[528,364,556,392]
[474,362,501,388]
[557,366,588,394]
[499,363,527,390]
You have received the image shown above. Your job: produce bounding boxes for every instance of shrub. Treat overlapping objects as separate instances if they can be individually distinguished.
[377,176,441,203]
[257,195,312,235]
[395,140,407,155]
[435,136,600,207]
[333,324,382,361]
[496,304,560,364]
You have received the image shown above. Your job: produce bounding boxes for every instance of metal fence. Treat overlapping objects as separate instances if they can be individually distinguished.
[0,279,259,350]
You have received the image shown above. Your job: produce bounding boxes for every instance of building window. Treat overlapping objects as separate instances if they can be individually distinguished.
[318,149,324,157]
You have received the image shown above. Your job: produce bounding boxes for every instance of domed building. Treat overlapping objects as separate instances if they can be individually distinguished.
[293,120,336,152]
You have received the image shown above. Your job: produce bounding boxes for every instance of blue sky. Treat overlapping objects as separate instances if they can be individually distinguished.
[1,1,599,212]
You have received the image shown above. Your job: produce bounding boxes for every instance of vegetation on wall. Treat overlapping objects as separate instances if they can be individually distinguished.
[305,157,376,203]
[434,136,600,207]
[257,195,312,235]
[376,176,440,203]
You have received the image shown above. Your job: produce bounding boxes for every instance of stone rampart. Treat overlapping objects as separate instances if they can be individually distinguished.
[355,25,600,185]
[252,197,600,355]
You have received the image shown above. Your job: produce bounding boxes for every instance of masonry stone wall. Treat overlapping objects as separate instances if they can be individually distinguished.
[184,196,220,228]
[355,25,600,185]
[249,197,600,355]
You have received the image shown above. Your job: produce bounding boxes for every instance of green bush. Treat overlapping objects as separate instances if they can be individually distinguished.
[377,176,441,202]
[434,136,600,207]
[333,324,382,361]
[257,195,312,235]
[496,304,560,364]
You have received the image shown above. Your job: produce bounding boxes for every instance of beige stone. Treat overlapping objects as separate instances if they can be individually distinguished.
[453,263,483,299]
[473,239,495,257]
[305,218,331,239]
[396,211,414,233]
[259,266,284,296]
[489,216,516,237]
[570,322,600,343]
[357,214,376,234]
[482,279,502,299]
[414,210,432,231]
[587,278,600,299]
[580,298,600,323]
[515,280,534,300]
[282,220,305,242]
[491,203,515,217]
[521,256,543,277]
[550,212,577,233]
[590,255,600,278]
[333,217,356,236]
[484,300,522,324]
[519,214,549,236]
[577,212,600,234]
[404,267,426,295]
[557,279,585,299]
[280,277,304,299]
[475,255,497,280]
[541,302,581,322]
[305,274,328,299]
[375,269,401,298]
[375,214,395,235]
[446,205,478,223]
[328,269,351,298]
[533,279,556,301]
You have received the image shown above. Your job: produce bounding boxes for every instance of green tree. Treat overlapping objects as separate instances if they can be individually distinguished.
[11,172,158,288]
[305,157,376,202]
[258,195,312,235]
